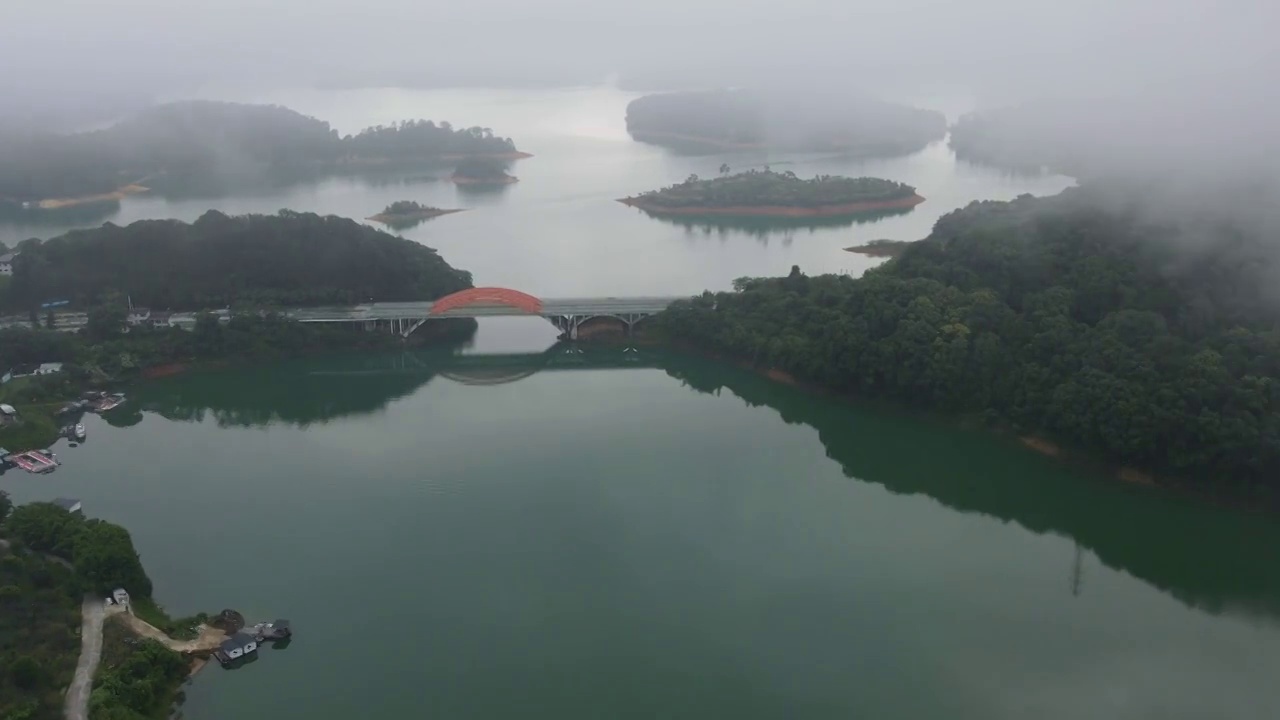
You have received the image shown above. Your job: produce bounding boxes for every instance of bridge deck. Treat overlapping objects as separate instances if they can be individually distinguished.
[266,297,684,323]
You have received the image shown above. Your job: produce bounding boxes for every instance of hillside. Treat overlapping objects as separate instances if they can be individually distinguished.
[655,187,1280,494]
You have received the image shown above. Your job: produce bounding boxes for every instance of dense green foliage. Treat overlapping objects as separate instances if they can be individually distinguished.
[631,170,917,209]
[656,188,1280,491]
[453,157,514,180]
[91,625,189,720]
[341,120,516,161]
[3,210,472,311]
[5,502,153,597]
[0,102,518,203]
[381,200,442,216]
[626,89,946,155]
[0,533,81,720]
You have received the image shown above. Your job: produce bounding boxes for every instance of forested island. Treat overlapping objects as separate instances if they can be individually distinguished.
[0,102,524,207]
[1,210,472,311]
[625,89,946,155]
[367,200,464,229]
[620,170,923,218]
[654,187,1280,498]
[0,493,190,720]
[451,158,519,185]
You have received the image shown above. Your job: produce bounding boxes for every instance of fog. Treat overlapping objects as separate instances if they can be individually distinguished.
[2,0,1274,106]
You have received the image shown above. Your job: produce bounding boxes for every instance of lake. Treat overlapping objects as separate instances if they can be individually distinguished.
[4,328,1280,719]
[5,87,1278,719]
[0,85,1072,296]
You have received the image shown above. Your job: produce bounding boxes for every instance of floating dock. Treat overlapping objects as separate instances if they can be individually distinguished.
[9,450,59,474]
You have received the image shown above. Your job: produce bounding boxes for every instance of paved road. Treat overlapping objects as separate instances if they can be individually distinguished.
[65,597,104,720]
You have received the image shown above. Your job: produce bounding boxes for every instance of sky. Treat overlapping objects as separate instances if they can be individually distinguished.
[1,0,1274,106]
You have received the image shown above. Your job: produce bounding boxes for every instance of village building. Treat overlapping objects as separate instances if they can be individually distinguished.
[216,632,259,662]
[0,251,17,276]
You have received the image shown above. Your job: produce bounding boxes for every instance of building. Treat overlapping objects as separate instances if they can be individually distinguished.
[216,632,259,662]
[112,588,130,608]
[0,404,15,426]
[4,363,64,384]
[0,252,16,276]
[52,497,82,513]
[126,308,151,326]
[149,311,173,329]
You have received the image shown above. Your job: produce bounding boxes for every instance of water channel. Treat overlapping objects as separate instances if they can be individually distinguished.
[4,87,1278,718]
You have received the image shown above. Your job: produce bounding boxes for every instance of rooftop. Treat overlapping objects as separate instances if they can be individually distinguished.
[52,497,81,511]
[0,252,17,263]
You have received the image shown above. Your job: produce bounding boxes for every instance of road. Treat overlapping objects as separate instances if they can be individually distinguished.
[65,597,104,720]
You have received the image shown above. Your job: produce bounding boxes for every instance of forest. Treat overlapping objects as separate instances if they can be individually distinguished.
[1,209,473,312]
[0,493,187,720]
[627,170,918,209]
[0,102,519,203]
[625,89,946,155]
[654,186,1280,495]
[452,157,517,182]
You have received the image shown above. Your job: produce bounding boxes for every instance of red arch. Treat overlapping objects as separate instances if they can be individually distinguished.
[430,287,544,315]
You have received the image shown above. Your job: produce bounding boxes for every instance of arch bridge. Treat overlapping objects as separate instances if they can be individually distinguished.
[281,287,683,339]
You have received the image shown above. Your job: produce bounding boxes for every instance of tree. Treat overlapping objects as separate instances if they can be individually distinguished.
[44,309,55,330]
[9,655,42,690]
[5,503,80,556]
[719,163,731,176]
[87,301,127,341]
[0,490,11,524]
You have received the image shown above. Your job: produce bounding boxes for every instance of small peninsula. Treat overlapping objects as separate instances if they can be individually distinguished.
[451,158,519,185]
[625,89,946,155]
[619,170,924,218]
[367,201,464,228]
[844,239,912,257]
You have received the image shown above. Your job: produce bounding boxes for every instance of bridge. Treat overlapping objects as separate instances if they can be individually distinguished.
[167,288,684,339]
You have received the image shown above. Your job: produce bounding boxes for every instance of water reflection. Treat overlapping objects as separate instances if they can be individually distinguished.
[128,346,1280,625]
[661,356,1280,623]
[639,207,916,244]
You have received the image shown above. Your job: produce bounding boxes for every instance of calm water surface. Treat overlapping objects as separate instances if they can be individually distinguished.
[3,325,1280,719]
[4,88,1276,718]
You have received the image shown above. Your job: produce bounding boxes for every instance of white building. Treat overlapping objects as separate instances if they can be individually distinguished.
[0,252,16,276]
[112,588,130,608]
[53,497,82,513]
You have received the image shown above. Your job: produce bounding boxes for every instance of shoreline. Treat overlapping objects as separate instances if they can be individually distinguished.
[617,193,925,218]
[35,183,149,210]
[366,208,465,224]
[587,333,1275,513]
[844,240,912,257]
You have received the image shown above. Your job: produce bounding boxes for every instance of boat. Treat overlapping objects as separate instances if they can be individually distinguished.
[10,450,58,474]
[74,423,86,441]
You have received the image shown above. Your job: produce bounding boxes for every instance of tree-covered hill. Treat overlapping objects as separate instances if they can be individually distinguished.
[655,187,1280,493]
[626,89,946,155]
[0,101,520,203]
[3,210,473,311]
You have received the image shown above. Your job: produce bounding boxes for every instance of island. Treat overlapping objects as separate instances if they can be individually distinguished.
[451,157,519,185]
[0,101,527,210]
[651,186,1280,499]
[618,170,923,218]
[367,200,464,229]
[625,89,946,155]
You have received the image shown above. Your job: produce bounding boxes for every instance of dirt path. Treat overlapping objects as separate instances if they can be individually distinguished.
[113,609,228,653]
[65,597,104,720]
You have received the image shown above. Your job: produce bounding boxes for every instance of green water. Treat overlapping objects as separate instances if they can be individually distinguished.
[4,335,1280,719]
